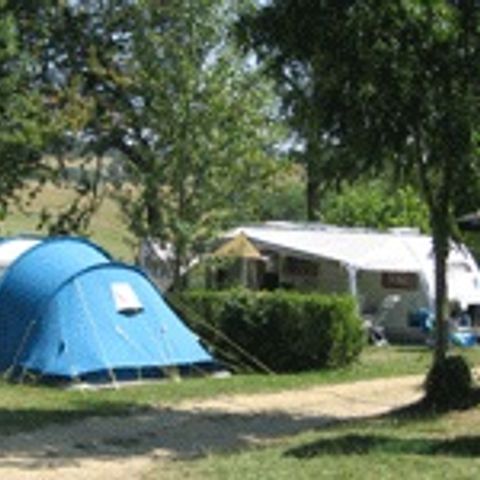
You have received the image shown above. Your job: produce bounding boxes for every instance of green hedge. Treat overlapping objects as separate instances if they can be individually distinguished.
[171,289,364,373]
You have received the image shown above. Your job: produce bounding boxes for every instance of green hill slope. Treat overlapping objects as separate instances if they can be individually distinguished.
[1,184,136,262]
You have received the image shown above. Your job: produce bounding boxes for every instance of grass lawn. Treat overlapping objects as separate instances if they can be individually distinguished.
[1,345,480,436]
[145,408,480,480]
[136,347,480,480]
[139,347,480,480]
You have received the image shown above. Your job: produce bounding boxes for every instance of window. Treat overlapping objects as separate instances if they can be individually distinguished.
[448,262,472,273]
[111,282,143,314]
[283,256,318,277]
[381,272,418,290]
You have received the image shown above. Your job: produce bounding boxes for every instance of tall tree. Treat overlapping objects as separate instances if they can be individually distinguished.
[112,0,285,287]
[241,0,480,363]
[0,1,46,218]
[7,1,285,276]
[6,1,139,234]
[238,1,362,219]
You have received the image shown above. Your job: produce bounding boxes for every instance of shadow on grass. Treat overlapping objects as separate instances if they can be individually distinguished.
[2,383,480,471]
[285,387,480,461]
[285,434,480,459]
[0,404,340,471]
[388,385,480,418]
[0,399,148,437]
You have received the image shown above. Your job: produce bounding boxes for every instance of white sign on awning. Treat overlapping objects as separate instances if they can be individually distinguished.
[111,282,143,313]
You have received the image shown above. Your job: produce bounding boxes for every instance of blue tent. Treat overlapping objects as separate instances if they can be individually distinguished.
[0,237,213,381]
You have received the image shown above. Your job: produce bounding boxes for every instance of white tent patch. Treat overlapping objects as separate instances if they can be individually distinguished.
[111,282,143,313]
[0,238,40,270]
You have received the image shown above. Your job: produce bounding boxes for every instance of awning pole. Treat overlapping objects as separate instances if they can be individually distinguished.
[347,265,358,298]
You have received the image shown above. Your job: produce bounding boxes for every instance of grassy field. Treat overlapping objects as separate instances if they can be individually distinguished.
[139,350,480,480]
[1,346,480,436]
[145,407,480,480]
[1,183,135,261]
[2,183,480,478]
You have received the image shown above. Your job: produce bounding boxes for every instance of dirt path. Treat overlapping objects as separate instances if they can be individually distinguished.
[0,375,425,480]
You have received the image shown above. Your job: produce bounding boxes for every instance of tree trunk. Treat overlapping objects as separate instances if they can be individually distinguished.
[306,174,320,221]
[306,142,322,221]
[432,213,450,363]
[173,255,185,290]
[172,237,189,291]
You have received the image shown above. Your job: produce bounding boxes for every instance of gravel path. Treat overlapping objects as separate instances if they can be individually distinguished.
[0,375,425,480]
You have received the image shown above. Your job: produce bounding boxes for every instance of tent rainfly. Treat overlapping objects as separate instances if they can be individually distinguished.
[0,237,213,381]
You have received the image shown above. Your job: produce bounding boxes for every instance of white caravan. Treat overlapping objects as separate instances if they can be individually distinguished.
[222,222,480,343]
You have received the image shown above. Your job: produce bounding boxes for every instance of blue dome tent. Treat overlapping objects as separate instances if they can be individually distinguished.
[0,237,213,382]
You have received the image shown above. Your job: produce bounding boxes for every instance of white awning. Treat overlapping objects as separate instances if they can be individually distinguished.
[229,224,427,273]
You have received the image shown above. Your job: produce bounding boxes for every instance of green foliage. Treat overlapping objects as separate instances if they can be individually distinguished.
[424,355,473,411]
[4,1,285,249]
[3,1,131,234]
[241,1,480,212]
[175,289,364,372]
[322,179,430,231]
[0,3,45,215]
[108,0,286,284]
[254,161,307,221]
[242,0,480,361]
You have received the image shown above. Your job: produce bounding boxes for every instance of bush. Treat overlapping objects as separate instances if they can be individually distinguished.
[424,355,473,411]
[171,289,364,373]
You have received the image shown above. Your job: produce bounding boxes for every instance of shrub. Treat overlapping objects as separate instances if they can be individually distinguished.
[171,289,364,373]
[424,355,473,411]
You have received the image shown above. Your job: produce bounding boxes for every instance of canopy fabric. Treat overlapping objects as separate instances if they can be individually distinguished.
[212,232,263,259]
[228,224,426,272]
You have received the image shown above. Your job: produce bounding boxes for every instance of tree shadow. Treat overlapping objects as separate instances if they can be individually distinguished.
[0,399,147,437]
[0,404,341,471]
[387,384,480,418]
[285,434,480,459]
[284,386,480,461]
[2,385,480,472]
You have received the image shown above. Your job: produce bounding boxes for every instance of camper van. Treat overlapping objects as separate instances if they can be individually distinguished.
[215,222,480,343]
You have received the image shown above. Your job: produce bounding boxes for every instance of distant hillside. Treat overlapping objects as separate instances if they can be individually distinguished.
[1,183,136,262]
